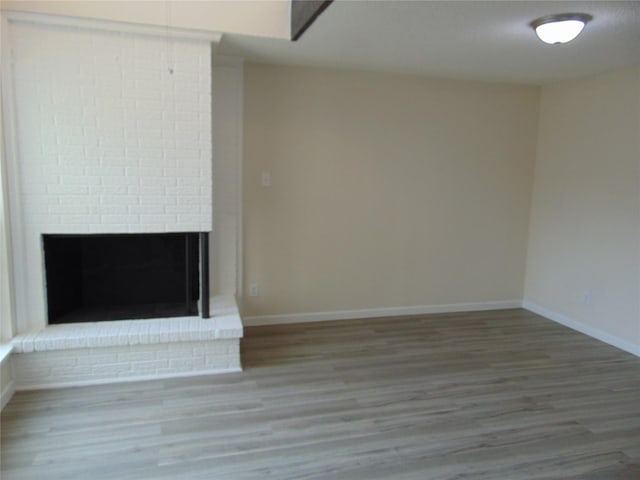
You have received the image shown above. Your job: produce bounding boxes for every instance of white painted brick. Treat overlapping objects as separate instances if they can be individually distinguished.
[24,203,50,215]
[58,194,89,204]
[128,205,165,215]
[139,156,171,167]
[139,186,165,196]
[100,195,138,205]
[45,356,78,367]
[175,138,200,150]
[126,147,163,160]
[175,129,200,143]
[133,99,164,113]
[57,135,98,147]
[86,166,125,177]
[14,363,52,378]
[103,155,134,167]
[60,175,101,185]
[140,195,176,205]
[92,363,131,375]
[138,213,176,224]
[176,177,203,187]
[164,205,197,215]
[166,186,199,196]
[117,351,157,362]
[25,214,60,226]
[140,176,177,187]
[52,224,90,234]
[170,358,199,368]
[90,185,128,195]
[47,184,88,195]
[58,365,92,375]
[205,355,229,367]
[91,205,127,215]
[178,214,205,226]
[48,204,90,215]
[168,167,200,178]
[89,224,128,233]
[155,367,189,375]
[174,148,201,160]
[56,145,85,158]
[61,215,100,225]
[228,356,241,369]
[134,224,166,233]
[42,165,83,176]
[138,137,165,150]
[10,23,216,343]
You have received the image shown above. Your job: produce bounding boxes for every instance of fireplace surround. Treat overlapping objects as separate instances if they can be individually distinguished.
[6,15,215,331]
[3,12,244,389]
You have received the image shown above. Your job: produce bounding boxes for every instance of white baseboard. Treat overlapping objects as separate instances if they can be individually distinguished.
[242,300,522,327]
[523,300,640,357]
[1,378,16,411]
[14,367,243,391]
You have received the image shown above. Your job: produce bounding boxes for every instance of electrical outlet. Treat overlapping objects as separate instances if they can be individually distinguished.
[249,282,259,297]
[581,290,593,306]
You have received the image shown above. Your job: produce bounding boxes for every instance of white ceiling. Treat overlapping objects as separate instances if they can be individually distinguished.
[218,0,640,85]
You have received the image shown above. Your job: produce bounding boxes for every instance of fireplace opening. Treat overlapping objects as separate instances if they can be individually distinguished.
[43,233,208,324]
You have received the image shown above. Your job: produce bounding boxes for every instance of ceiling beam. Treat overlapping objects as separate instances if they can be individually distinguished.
[291,0,333,41]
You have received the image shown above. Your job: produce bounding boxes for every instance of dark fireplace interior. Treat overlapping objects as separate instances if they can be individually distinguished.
[43,233,204,324]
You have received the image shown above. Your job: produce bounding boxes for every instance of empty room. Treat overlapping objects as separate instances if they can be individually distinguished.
[1,1,639,479]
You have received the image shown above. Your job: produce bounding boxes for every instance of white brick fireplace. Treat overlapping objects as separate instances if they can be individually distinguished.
[2,12,243,389]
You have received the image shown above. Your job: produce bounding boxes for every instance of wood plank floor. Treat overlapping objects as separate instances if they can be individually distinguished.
[2,309,639,479]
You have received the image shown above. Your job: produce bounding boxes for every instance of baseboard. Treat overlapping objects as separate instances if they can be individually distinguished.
[242,300,522,326]
[14,367,243,391]
[1,378,16,411]
[523,300,640,357]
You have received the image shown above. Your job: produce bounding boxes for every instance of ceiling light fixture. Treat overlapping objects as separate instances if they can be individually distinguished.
[530,13,593,44]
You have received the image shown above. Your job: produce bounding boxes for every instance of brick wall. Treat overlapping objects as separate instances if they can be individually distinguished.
[7,19,213,330]
[11,22,212,234]
[12,340,241,389]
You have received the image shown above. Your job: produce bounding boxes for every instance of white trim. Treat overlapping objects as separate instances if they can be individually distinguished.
[242,300,522,326]
[0,344,15,411]
[15,367,242,391]
[0,343,13,363]
[1,14,28,335]
[0,39,17,341]
[2,10,222,42]
[1,378,15,411]
[523,300,640,357]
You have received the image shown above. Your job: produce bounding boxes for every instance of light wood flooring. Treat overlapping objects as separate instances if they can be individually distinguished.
[2,309,639,479]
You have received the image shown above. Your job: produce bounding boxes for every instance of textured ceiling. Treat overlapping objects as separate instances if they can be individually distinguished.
[219,0,640,85]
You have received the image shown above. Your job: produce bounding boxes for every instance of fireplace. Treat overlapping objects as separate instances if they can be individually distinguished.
[43,233,210,324]
[4,14,244,389]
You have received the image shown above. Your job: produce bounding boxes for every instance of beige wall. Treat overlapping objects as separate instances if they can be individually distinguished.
[0,0,290,39]
[524,66,640,349]
[243,63,539,317]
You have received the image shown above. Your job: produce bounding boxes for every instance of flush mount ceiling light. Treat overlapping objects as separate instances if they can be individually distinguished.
[530,13,593,44]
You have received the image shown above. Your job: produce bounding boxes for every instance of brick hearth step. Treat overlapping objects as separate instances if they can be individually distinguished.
[10,297,243,389]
